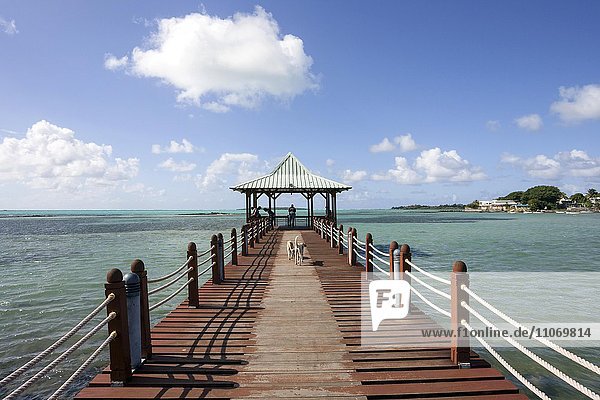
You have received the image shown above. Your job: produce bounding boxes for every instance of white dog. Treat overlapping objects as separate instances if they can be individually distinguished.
[287,235,307,265]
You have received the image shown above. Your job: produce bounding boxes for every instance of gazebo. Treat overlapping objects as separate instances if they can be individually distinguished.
[231,153,351,227]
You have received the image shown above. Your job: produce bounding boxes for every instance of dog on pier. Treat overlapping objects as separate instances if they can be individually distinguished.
[287,235,307,265]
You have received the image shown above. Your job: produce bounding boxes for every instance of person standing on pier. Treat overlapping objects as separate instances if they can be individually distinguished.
[288,204,296,227]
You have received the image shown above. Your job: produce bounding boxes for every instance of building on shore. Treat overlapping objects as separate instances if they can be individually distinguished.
[477,199,529,212]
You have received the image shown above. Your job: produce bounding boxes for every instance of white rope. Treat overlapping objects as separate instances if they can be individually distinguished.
[405,259,451,285]
[148,267,192,295]
[462,302,599,399]
[354,236,367,246]
[370,243,389,257]
[462,285,600,376]
[461,320,551,400]
[225,248,234,259]
[196,245,214,258]
[371,261,390,276]
[147,256,193,284]
[410,286,451,317]
[197,254,213,266]
[47,331,117,400]
[354,243,366,253]
[371,251,390,267]
[355,250,367,262]
[4,313,115,400]
[199,262,215,277]
[0,293,115,386]
[405,271,451,300]
[149,278,194,311]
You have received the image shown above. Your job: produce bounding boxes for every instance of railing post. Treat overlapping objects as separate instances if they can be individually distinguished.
[123,272,141,370]
[322,220,326,240]
[210,234,222,284]
[131,259,151,359]
[400,244,411,287]
[365,233,373,272]
[389,241,399,278]
[217,233,225,282]
[255,220,261,244]
[187,242,199,308]
[105,268,131,383]
[250,222,255,248]
[451,261,470,366]
[392,248,401,280]
[338,224,344,255]
[231,228,238,265]
[242,224,248,256]
[349,228,357,266]
[330,223,335,248]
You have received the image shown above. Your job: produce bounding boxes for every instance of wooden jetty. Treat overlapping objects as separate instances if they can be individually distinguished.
[76,227,526,399]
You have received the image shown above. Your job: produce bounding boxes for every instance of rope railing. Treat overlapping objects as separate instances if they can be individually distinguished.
[410,285,451,317]
[47,330,117,400]
[198,254,213,266]
[370,244,389,258]
[405,271,451,300]
[148,267,193,296]
[354,242,367,253]
[461,320,551,400]
[462,284,600,376]
[3,312,116,400]
[405,259,451,285]
[461,302,599,399]
[147,256,193,284]
[225,248,235,259]
[354,236,367,246]
[199,262,215,277]
[0,293,116,387]
[149,278,194,311]
[196,245,214,258]
[371,261,390,276]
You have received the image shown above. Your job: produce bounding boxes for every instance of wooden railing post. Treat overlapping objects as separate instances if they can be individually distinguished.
[242,224,248,256]
[338,224,344,255]
[250,222,255,248]
[330,223,335,248]
[389,241,399,279]
[187,242,199,308]
[255,220,261,244]
[130,259,151,359]
[105,268,131,383]
[451,261,470,366]
[210,235,222,284]
[231,228,238,265]
[400,244,411,287]
[217,233,225,282]
[348,227,357,266]
[365,233,373,272]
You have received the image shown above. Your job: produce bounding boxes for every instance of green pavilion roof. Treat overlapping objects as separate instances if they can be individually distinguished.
[231,153,351,193]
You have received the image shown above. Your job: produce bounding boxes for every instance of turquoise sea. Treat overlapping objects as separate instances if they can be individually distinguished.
[0,209,599,399]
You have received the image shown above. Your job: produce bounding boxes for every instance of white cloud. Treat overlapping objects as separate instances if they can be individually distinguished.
[325,158,335,167]
[501,149,600,179]
[550,84,600,122]
[158,158,196,172]
[369,137,395,153]
[341,169,367,183]
[486,120,501,131]
[0,17,18,35]
[394,134,417,152]
[370,134,417,153]
[196,152,262,189]
[372,148,485,184]
[0,120,139,190]
[151,138,197,154]
[104,54,129,71]
[514,114,543,131]
[114,6,318,112]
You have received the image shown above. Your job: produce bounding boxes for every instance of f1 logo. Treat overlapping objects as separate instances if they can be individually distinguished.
[369,280,411,331]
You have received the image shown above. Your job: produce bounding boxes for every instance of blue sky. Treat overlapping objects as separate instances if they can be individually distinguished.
[1,1,599,209]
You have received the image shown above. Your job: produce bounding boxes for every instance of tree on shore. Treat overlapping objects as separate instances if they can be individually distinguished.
[570,193,586,205]
[521,186,563,211]
[498,191,524,203]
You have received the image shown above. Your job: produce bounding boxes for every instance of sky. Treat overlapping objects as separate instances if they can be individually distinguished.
[1,1,599,210]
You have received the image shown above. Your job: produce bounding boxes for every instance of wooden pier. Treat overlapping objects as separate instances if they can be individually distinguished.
[76,229,526,399]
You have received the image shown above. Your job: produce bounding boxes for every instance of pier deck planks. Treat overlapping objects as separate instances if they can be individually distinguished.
[76,229,526,399]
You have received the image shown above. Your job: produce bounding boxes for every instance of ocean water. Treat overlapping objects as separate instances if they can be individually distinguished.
[0,209,598,399]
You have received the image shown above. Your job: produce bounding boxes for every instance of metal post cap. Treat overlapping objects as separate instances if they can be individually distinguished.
[123,272,141,297]
[393,248,401,257]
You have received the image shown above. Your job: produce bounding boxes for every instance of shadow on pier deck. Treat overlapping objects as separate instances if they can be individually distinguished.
[76,229,526,399]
